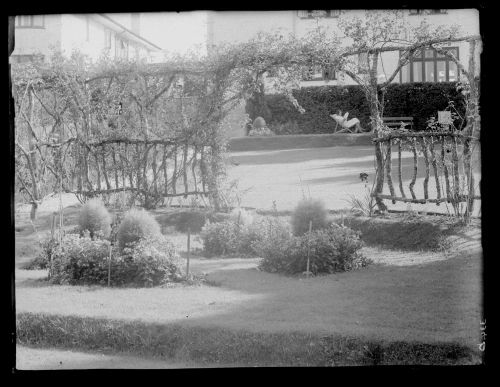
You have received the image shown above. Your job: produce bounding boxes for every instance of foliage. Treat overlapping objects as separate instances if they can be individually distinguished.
[259,223,369,275]
[200,214,291,257]
[115,236,183,287]
[291,198,329,236]
[246,83,465,134]
[248,127,275,136]
[253,116,267,128]
[346,172,377,217]
[78,198,112,239]
[49,233,111,285]
[117,208,162,251]
[23,237,58,270]
[48,233,182,287]
[200,219,241,257]
[243,215,292,256]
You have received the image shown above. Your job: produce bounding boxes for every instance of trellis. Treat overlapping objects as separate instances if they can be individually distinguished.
[40,136,213,208]
[371,130,480,215]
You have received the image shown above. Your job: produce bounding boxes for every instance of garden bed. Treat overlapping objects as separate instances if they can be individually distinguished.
[15,199,482,366]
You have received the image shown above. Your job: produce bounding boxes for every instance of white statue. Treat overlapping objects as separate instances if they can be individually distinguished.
[330,111,363,133]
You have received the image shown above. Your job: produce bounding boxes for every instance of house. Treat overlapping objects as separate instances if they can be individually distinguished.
[206,9,480,136]
[10,13,162,64]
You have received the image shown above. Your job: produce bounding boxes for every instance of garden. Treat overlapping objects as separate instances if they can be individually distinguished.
[13,10,482,367]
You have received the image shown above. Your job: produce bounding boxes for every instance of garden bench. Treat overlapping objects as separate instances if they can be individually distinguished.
[382,116,414,130]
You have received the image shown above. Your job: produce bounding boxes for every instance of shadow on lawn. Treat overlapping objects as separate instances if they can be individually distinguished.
[16,251,482,366]
[230,147,375,166]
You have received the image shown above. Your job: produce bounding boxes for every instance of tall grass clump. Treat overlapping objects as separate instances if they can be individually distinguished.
[78,198,112,238]
[291,198,329,236]
[117,208,161,251]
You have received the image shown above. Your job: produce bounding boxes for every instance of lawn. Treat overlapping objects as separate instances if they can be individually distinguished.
[227,145,481,216]
[14,145,483,366]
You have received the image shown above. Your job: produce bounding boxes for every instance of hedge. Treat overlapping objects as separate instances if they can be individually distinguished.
[245,82,465,134]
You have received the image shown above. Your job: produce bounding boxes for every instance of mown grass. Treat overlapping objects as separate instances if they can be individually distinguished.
[17,312,481,366]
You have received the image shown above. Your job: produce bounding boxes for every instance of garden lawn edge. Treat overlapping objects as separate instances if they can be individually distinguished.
[17,312,481,366]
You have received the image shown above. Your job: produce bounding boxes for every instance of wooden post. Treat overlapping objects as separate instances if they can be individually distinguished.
[51,212,56,240]
[385,139,396,204]
[306,220,312,278]
[108,243,112,287]
[186,227,191,279]
[409,137,418,200]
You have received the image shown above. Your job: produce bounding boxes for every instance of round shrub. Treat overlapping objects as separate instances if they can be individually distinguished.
[259,224,370,275]
[117,208,161,251]
[78,198,112,238]
[291,198,329,236]
[253,116,266,129]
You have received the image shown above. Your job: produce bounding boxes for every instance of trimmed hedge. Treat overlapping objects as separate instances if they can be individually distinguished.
[246,82,465,134]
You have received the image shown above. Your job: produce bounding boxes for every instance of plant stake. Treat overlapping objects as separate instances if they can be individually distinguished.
[306,220,312,278]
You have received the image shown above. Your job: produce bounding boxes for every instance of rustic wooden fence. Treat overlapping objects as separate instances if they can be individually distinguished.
[372,130,480,215]
[42,137,213,208]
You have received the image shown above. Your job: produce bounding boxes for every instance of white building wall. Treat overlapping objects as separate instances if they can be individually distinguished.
[12,14,63,59]
[208,9,480,87]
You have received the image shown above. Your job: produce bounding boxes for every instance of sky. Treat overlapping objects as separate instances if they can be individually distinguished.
[138,12,208,57]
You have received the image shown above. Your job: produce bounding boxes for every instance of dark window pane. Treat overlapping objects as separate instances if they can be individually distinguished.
[413,62,422,82]
[437,61,446,82]
[424,49,434,58]
[424,62,435,82]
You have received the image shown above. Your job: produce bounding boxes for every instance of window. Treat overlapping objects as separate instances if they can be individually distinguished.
[302,65,336,81]
[16,15,44,28]
[298,10,340,19]
[409,9,447,15]
[400,47,459,83]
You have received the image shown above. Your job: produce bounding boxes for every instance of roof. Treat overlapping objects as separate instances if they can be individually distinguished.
[95,14,162,52]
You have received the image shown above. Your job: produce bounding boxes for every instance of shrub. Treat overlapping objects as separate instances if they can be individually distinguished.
[243,215,292,256]
[253,116,266,129]
[201,215,291,258]
[248,127,275,136]
[115,236,183,287]
[117,208,161,251]
[291,198,329,236]
[24,236,62,270]
[49,233,182,287]
[200,220,240,257]
[246,82,465,134]
[259,224,370,275]
[49,233,111,285]
[78,198,112,239]
[288,224,369,275]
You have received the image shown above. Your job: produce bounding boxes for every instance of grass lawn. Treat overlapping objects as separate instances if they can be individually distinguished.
[227,146,481,216]
[14,145,483,366]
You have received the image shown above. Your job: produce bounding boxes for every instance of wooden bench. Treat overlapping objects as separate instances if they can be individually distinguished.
[382,117,414,130]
